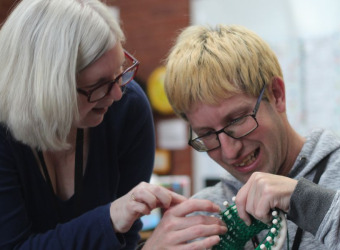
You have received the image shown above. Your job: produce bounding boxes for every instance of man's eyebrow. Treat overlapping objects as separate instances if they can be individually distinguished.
[192,103,251,131]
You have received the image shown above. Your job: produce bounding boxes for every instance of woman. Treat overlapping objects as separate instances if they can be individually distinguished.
[0,0,226,249]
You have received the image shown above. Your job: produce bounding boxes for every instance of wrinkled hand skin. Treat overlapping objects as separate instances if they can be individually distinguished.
[142,199,228,250]
[235,172,298,225]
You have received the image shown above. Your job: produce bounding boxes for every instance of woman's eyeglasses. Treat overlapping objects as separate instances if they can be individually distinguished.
[77,49,139,103]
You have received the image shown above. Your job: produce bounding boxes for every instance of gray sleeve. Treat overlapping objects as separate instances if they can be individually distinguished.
[316,191,340,249]
[287,178,336,235]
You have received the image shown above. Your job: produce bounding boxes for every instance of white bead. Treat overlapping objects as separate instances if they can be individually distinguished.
[223,201,229,207]
[272,210,278,217]
[232,196,236,202]
[266,236,273,243]
[272,219,278,225]
[260,244,266,249]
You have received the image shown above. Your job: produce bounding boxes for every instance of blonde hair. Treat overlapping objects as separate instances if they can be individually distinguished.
[0,0,125,150]
[164,24,283,119]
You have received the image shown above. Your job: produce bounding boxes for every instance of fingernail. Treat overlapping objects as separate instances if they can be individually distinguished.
[221,226,228,233]
[214,204,221,211]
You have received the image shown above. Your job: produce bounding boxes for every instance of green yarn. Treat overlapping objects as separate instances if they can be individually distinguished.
[213,204,283,250]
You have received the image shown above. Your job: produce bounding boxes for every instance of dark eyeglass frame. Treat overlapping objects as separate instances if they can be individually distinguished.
[77,49,139,103]
[188,84,266,152]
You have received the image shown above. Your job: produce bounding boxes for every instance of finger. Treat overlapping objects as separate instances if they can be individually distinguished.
[168,190,187,206]
[235,184,252,226]
[166,214,226,231]
[247,174,277,223]
[129,198,152,216]
[129,190,155,211]
[163,213,226,231]
[110,196,152,233]
[245,181,257,218]
[182,235,221,250]
[171,224,227,245]
[253,194,274,223]
[132,183,186,210]
[168,199,221,217]
[131,183,166,209]
[144,225,223,250]
[148,185,187,208]
[151,187,187,208]
[254,188,278,223]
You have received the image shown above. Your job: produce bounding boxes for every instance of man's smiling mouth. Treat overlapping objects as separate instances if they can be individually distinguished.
[234,148,259,167]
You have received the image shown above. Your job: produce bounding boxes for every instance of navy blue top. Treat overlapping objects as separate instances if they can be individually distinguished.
[0,81,155,250]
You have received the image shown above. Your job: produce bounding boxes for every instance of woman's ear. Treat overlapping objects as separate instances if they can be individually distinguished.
[269,77,286,112]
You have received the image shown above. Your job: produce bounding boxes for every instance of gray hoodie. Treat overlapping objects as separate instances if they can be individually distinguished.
[191,129,340,249]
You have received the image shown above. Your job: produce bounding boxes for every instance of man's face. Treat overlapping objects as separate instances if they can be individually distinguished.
[186,92,287,183]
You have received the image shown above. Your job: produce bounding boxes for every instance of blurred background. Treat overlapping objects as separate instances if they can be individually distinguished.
[1,0,340,198]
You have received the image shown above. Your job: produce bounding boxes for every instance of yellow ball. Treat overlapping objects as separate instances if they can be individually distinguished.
[147,66,173,115]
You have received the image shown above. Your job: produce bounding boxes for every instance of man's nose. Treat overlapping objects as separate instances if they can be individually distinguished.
[218,132,242,160]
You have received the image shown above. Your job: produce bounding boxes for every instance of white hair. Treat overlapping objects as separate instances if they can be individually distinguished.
[0,0,125,150]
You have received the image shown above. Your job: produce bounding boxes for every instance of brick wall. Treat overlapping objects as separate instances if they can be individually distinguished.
[110,0,190,83]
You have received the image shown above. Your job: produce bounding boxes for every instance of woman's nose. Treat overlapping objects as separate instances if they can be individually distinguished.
[108,82,123,101]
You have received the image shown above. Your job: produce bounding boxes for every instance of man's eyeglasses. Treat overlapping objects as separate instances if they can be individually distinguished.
[188,84,266,152]
[77,49,139,103]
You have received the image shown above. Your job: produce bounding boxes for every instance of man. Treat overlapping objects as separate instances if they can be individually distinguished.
[164,24,340,249]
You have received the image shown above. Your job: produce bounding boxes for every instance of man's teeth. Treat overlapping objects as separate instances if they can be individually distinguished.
[235,151,257,167]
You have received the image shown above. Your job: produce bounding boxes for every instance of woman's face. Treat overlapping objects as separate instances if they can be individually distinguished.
[75,43,124,128]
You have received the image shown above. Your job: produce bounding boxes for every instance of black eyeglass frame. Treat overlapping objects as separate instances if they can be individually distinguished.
[77,49,139,103]
[188,84,266,152]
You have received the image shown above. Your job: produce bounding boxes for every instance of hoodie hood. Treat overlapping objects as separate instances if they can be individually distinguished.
[289,128,340,180]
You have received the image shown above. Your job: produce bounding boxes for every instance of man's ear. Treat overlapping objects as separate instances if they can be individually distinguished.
[269,77,286,112]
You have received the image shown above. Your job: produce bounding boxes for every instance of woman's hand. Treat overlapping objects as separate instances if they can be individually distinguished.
[235,172,298,225]
[110,181,186,233]
[143,199,227,250]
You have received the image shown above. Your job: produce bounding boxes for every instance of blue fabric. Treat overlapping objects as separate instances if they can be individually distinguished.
[0,81,155,250]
